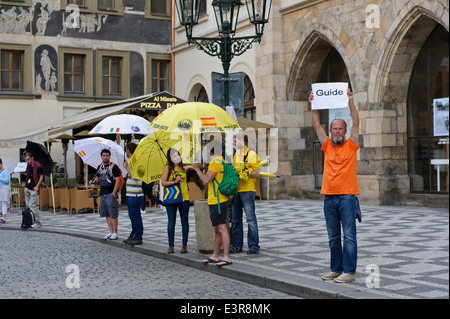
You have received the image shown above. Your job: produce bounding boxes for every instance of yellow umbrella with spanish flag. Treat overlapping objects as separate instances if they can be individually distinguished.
[128,129,193,184]
[150,102,241,135]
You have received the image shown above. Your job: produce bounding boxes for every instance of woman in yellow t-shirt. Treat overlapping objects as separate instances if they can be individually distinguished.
[161,148,190,254]
[190,141,232,267]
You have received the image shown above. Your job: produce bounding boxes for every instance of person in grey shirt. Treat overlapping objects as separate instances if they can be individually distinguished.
[90,149,121,240]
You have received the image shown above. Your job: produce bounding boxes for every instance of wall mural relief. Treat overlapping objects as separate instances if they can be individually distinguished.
[34,45,57,94]
[0,1,108,36]
[0,6,34,34]
[35,3,52,35]
[61,11,108,36]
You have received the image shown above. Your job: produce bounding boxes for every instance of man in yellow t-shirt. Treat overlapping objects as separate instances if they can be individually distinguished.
[191,140,232,267]
[231,132,260,254]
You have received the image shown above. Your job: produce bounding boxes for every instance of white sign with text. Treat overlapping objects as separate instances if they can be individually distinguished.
[311,82,348,110]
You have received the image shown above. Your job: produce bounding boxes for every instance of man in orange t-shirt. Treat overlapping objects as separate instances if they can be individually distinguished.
[309,88,360,284]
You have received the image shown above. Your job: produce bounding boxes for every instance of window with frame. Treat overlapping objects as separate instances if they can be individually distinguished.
[67,0,85,5]
[147,0,171,18]
[151,0,166,15]
[61,0,123,15]
[64,53,85,94]
[102,56,122,95]
[98,0,115,9]
[407,25,449,193]
[199,0,206,17]
[151,60,169,92]
[243,74,255,120]
[1,50,24,91]
[0,0,29,4]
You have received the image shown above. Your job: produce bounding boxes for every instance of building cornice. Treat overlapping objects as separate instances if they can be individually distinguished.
[279,0,327,15]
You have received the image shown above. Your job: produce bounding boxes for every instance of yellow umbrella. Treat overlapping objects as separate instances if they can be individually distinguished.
[260,172,279,178]
[235,157,279,180]
[150,102,241,134]
[258,159,279,177]
[128,129,192,184]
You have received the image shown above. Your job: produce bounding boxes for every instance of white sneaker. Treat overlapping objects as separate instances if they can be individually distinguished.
[103,233,112,240]
[109,233,118,240]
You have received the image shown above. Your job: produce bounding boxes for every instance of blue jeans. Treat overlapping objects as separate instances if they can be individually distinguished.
[166,200,190,247]
[323,195,358,274]
[231,191,260,252]
[126,196,144,240]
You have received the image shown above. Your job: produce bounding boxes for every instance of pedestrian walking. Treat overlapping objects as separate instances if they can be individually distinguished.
[231,132,261,254]
[23,152,43,228]
[122,143,145,246]
[309,88,360,283]
[161,148,190,254]
[0,158,11,224]
[191,141,232,267]
[90,149,121,240]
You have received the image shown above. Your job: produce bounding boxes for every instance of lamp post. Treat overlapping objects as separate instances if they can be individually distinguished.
[175,0,272,107]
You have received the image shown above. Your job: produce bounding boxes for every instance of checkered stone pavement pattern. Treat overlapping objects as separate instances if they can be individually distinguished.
[2,199,448,299]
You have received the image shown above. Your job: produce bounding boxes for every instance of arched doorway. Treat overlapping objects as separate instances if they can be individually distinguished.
[243,74,256,120]
[188,83,209,102]
[286,33,351,190]
[408,25,449,193]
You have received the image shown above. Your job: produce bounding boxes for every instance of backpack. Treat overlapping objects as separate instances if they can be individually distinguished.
[212,159,239,215]
[21,207,35,229]
[100,162,124,190]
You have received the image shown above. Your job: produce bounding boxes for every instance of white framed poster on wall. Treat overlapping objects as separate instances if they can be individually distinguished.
[433,97,449,136]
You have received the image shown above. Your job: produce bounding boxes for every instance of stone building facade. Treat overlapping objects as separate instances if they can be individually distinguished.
[1,0,448,207]
[255,0,449,206]
[0,0,172,175]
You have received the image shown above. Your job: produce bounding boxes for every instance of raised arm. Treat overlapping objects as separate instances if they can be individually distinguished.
[347,88,359,145]
[191,163,216,185]
[309,91,327,145]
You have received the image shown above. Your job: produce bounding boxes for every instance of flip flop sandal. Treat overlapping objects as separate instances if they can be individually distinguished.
[216,260,233,267]
[201,258,220,265]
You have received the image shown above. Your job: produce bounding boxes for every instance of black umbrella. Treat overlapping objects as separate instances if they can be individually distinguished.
[25,141,54,177]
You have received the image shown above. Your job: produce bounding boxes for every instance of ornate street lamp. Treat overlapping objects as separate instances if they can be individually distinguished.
[245,0,272,36]
[212,0,241,35]
[175,0,272,107]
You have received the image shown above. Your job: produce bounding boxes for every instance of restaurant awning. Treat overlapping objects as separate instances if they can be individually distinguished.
[0,92,272,148]
[0,91,185,148]
[237,116,274,129]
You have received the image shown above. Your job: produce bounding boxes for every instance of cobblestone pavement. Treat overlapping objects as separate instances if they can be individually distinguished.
[1,199,448,299]
[0,230,298,299]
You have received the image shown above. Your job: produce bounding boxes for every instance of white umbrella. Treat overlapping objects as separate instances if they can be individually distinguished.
[74,137,127,178]
[89,114,151,135]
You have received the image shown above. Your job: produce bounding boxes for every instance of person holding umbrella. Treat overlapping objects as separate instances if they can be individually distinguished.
[23,152,44,228]
[90,149,122,240]
[161,148,191,254]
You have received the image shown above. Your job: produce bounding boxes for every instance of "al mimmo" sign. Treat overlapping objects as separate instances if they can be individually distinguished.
[127,91,186,110]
